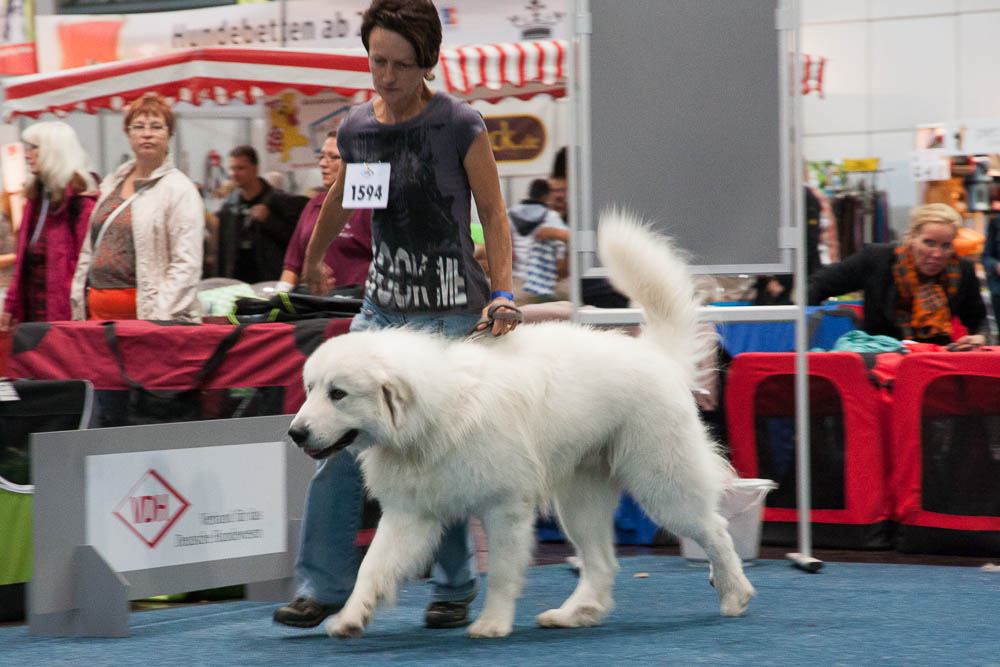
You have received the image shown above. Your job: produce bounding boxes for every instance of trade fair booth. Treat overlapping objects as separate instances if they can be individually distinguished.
[1,40,568,206]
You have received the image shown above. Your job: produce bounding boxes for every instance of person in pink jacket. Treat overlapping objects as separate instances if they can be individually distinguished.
[276,131,372,294]
[1,121,97,330]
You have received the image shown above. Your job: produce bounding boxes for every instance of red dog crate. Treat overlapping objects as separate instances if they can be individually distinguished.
[726,352,893,549]
[890,351,1000,555]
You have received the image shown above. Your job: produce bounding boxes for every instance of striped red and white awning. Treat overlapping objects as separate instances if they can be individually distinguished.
[437,39,566,102]
[1,40,567,120]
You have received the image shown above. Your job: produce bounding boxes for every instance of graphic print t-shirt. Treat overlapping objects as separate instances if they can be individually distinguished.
[337,93,490,315]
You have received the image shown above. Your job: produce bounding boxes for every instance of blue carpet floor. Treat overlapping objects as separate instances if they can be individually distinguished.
[3,555,999,666]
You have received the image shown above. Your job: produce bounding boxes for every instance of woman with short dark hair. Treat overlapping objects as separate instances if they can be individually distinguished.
[275,0,519,634]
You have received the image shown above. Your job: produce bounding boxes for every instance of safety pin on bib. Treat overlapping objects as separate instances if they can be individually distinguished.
[363,163,373,176]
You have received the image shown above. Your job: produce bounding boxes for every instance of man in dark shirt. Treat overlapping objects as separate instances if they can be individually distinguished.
[215,145,308,283]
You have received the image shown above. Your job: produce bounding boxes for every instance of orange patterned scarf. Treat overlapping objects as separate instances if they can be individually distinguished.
[891,245,960,341]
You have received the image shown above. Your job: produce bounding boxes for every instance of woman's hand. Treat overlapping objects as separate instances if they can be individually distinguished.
[301,261,335,296]
[0,311,16,333]
[953,334,986,347]
[481,296,520,336]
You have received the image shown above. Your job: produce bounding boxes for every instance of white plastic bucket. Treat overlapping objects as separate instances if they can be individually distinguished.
[680,478,778,567]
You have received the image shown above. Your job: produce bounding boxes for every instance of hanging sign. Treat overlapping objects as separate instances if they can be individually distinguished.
[959,120,1000,156]
[910,150,951,182]
[841,157,880,172]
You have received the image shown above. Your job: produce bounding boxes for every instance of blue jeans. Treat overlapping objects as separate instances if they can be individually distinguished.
[294,297,481,605]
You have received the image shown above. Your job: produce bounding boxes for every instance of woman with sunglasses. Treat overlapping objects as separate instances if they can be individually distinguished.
[1,121,97,331]
[70,93,204,322]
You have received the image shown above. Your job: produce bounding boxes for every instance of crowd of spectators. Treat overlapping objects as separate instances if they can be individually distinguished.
[0,95,375,330]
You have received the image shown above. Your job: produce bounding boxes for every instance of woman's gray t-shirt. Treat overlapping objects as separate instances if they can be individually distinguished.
[337,92,490,315]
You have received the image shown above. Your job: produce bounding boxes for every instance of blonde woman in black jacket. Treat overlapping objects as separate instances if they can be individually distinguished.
[808,203,985,346]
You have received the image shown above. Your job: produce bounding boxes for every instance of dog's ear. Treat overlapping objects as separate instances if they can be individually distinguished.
[380,376,413,431]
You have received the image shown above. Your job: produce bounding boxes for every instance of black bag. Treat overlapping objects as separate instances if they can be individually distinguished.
[229,284,363,323]
[103,322,245,426]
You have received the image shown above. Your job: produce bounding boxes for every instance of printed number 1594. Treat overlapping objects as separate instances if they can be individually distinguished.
[350,184,383,201]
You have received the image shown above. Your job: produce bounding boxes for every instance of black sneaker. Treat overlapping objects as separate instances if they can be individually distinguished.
[424,593,476,629]
[273,597,341,628]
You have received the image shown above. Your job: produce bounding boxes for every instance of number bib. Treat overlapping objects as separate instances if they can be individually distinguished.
[342,162,390,209]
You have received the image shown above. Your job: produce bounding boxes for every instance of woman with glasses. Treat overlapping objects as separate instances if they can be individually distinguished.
[70,93,204,321]
[275,131,372,294]
[1,121,97,331]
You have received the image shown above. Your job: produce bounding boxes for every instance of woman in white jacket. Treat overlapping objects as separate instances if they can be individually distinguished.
[70,93,204,322]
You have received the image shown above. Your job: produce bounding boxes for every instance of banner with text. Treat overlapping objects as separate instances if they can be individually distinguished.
[35,0,567,73]
[85,442,286,573]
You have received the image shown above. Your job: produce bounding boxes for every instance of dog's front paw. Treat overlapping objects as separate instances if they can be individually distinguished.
[536,604,605,628]
[324,613,365,639]
[467,615,512,638]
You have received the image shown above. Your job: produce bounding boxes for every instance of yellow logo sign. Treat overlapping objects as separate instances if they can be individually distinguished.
[485,115,546,163]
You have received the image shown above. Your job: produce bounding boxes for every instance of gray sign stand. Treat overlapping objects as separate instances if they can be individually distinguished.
[569,0,820,571]
[30,415,316,637]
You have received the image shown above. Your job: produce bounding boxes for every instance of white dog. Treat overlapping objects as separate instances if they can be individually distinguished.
[288,211,754,639]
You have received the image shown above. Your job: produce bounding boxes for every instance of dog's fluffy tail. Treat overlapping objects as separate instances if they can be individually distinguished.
[597,208,716,391]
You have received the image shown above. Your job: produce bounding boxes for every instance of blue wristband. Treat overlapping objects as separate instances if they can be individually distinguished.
[490,290,514,302]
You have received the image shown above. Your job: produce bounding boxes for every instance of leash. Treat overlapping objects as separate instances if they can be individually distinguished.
[465,303,524,342]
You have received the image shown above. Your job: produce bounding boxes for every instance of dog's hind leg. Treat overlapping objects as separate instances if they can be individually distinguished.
[469,498,537,638]
[325,510,443,638]
[616,420,755,618]
[536,465,620,629]
[673,512,754,616]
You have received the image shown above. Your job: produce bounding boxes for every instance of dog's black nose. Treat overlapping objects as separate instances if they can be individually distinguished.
[288,425,310,445]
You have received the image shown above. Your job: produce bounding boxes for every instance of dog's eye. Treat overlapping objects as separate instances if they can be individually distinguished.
[328,388,347,401]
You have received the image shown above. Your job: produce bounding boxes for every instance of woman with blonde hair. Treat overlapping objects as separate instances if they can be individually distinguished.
[70,93,204,321]
[808,202,985,345]
[1,121,97,330]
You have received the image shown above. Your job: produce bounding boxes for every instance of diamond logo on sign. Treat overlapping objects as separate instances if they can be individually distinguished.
[112,469,190,548]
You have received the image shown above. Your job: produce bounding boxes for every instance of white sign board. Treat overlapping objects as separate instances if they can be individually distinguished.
[85,442,286,573]
[961,120,1000,156]
[910,149,951,182]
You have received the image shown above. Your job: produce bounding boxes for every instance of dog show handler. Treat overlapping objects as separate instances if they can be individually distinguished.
[274,0,520,631]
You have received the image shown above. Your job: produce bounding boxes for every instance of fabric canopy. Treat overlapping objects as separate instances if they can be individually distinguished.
[1,39,566,120]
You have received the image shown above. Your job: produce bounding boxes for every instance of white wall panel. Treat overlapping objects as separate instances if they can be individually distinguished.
[802,133,870,162]
[801,22,869,135]
[801,0,868,24]
[869,129,918,162]
[958,0,1000,11]
[174,116,249,186]
[869,0,957,19]
[957,12,1000,119]
[870,130,921,225]
[869,16,957,131]
[802,2,1000,231]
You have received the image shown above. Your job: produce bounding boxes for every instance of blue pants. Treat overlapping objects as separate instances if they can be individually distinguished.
[294,297,481,605]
